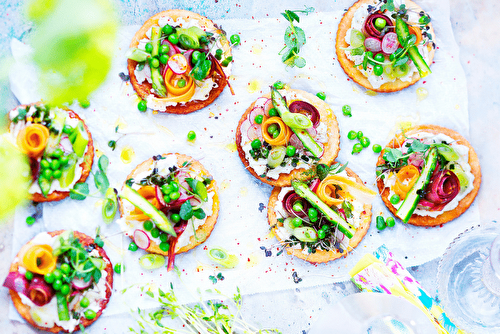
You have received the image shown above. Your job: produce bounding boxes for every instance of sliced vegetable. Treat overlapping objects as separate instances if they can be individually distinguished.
[71,276,92,290]
[393,165,420,200]
[150,26,167,97]
[292,180,355,239]
[139,254,165,270]
[350,29,365,48]
[292,227,318,242]
[316,175,377,206]
[395,17,431,78]
[207,247,239,268]
[262,117,292,146]
[396,147,438,222]
[364,13,393,39]
[364,37,382,53]
[69,121,89,158]
[381,32,399,54]
[288,101,320,128]
[168,54,189,75]
[120,184,176,236]
[16,124,50,158]
[126,48,150,62]
[267,146,287,168]
[102,187,118,223]
[434,143,459,162]
[2,271,29,296]
[56,293,70,321]
[271,87,323,158]
[21,244,57,275]
[28,276,55,306]
[420,169,460,211]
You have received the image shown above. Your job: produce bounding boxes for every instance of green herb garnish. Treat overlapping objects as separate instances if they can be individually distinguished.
[279,7,314,68]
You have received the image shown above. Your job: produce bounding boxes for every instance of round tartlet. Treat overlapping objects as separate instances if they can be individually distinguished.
[376,125,481,226]
[267,167,372,264]
[127,9,231,114]
[119,153,219,257]
[7,104,94,203]
[235,88,340,187]
[336,0,436,92]
[8,230,113,333]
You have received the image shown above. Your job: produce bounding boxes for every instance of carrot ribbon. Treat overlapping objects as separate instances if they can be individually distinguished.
[17,124,50,158]
[261,116,292,146]
[21,244,57,275]
[393,165,420,200]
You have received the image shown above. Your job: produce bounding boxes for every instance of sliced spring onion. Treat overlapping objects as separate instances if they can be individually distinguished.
[139,254,165,270]
[125,48,150,62]
[267,146,287,168]
[102,188,117,224]
[207,247,239,268]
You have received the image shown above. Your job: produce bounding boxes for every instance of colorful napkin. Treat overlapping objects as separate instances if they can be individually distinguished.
[350,245,464,334]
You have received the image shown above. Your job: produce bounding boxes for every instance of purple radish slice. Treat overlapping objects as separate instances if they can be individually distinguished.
[382,32,399,55]
[134,229,151,250]
[364,37,382,53]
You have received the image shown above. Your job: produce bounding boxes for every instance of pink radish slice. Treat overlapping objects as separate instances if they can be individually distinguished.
[306,127,317,138]
[263,99,274,116]
[189,197,201,207]
[247,124,263,141]
[249,106,265,124]
[59,136,73,153]
[168,54,188,74]
[289,134,304,150]
[155,185,166,208]
[254,97,269,109]
[364,37,382,52]
[71,277,92,290]
[134,229,151,250]
[381,32,399,54]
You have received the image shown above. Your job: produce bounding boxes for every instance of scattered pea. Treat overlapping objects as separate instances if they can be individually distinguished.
[150,228,160,239]
[60,284,70,295]
[386,217,396,227]
[169,191,180,201]
[254,114,264,124]
[60,263,71,275]
[360,136,371,148]
[187,130,196,141]
[25,271,33,280]
[143,220,154,231]
[376,215,386,230]
[316,92,326,100]
[53,170,62,179]
[356,131,364,140]
[286,145,296,157]
[268,108,278,117]
[292,201,303,212]
[171,213,181,223]
[347,130,357,140]
[215,49,223,60]
[162,25,173,35]
[84,309,97,320]
[177,79,186,88]
[128,242,139,252]
[317,229,326,239]
[342,105,352,117]
[230,34,241,45]
[292,217,302,227]
[145,42,153,53]
[390,194,400,205]
[352,143,363,154]
[138,100,147,112]
[251,139,262,150]
[26,216,35,226]
[168,34,179,45]
[114,263,124,274]
[372,144,382,153]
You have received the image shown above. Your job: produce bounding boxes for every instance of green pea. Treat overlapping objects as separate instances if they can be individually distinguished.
[138,100,147,112]
[168,34,179,45]
[159,44,170,55]
[53,279,62,291]
[376,216,386,230]
[161,184,172,195]
[308,207,318,219]
[162,25,173,35]
[171,213,181,223]
[159,242,170,252]
[60,155,69,166]
[316,92,326,100]
[42,168,53,179]
[159,233,168,243]
[84,309,97,320]
[114,263,124,274]
[268,108,278,117]
[191,51,202,64]
[372,144,382,153]
[352,143,363,154]
[26,216,35,226]
[150,228,160,239]
[53,170,62,179]
[374,18,387,30]
[254,114,264,124]
[360,136,371,148]
[40,159,50,169]
[60,263,71,275]
[128,242,138,252]
[63,125,73,134]
[145,42,153,53]
[390,194,400,204]
[373,64,384,76]
[342,105,352,117]
[286,145,296,157]
[292,217,302,227]
[170,182,179,192]
[51,148,64,159]
[292,201,303,213]
[366,51,374,64]
[60,284,70,295]
[50,159,60,170]
[177,79,186,88]
[317,229,326,239]
[267,124,278,134]
[150,57,160,68]
[386,217,396,227]
[187,130,196,141]
[169,191,180,201]
[321,224,329,231]
[356,131,364,140]
[80,297,90,308]
[251,139,262,150]
[53,269,63,280]
[44,272,55,284]
[215,49,223,60]
[143,220,154,231]
[272,131,280,139]
[374,53,385,62]
[25,271,33,280]
[230,34,241,45]
[347,130,357,140]
[159,54,169,65]
[273,81,285,90]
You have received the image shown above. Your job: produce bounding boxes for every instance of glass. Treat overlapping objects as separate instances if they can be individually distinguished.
[437,224,500,333]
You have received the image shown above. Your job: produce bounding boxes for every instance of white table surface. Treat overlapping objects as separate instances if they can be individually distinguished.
[0,0,499,333]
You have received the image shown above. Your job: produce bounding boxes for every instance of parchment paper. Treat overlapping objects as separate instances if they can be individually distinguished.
[9,0,477,326]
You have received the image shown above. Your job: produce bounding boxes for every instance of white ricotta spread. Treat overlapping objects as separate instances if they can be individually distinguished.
[382,132,475,217]
[344,0,432,89]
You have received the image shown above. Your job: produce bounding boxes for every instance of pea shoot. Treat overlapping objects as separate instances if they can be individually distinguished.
[279,7,314,68]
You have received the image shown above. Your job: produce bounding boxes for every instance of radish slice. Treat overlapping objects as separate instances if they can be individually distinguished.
[263,99,274,116]
[71,277,92,290]
[306,127,317,138]
[289,134,304,150]
[189,197,201,207]
[382,32,399,55]
[254,97,269,109]
[249,106,265,124]
[134,229,151,250]
[364,37,382,52]
[168,54,188,74]
[155,185,166,208]
[59,136,73,153]
[247,124,263,141]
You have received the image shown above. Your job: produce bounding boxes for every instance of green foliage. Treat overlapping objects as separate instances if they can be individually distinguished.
[25,0,118,106]
[278,7,314,68]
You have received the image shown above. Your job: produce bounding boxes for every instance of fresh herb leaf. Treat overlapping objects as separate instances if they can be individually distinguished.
[410,139,430,153]
[278,7,314,68]
[107,140,117,150]
[179,201,193,220]
[94,171,109,196]
[380,0,395,12]
[70,182,89,200]
[94,235,104,248]
[98,155,109,173]
[185,177,208,201]
[393,55,409,67]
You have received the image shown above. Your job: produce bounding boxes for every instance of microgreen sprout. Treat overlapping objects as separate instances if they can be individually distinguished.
[279,7,314,68]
